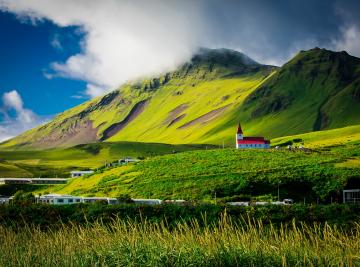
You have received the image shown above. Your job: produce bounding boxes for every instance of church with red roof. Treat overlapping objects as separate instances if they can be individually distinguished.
[236,123,270,149]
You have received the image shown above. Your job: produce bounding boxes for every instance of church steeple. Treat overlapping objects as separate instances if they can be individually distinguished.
[237,123,243,134]
[236,123,244,149]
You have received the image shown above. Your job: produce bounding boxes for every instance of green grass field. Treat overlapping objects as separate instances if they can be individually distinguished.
[272,124,360,147]
[1,125,359,201]
[0,142,212,178]
[0,215,358,266]
[34,141,360,202]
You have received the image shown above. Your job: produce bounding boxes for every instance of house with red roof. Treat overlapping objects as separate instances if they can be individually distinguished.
[236,123,270,149]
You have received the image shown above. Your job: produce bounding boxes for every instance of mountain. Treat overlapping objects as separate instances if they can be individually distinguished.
[238,47,360,137]
[1,47,360,150]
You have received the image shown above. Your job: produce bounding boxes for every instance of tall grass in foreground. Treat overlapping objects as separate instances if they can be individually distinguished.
[0,215,359,266]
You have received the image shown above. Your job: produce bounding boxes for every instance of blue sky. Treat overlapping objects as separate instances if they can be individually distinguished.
[0,12,86,115]
[0,0,359,141]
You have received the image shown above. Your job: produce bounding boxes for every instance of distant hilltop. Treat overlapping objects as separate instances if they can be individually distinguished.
[1,47,360,150]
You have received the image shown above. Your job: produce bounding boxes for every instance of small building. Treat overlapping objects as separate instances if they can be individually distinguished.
[118,157,138,164]
[30,178,67,184]
[226,202,249,206]
[0,178,67,185]
[236,123,270,149]
[0,178,32,185]
[343,189,360,204]
[0,196,11,205]
[70,170,94,178]
[37,194,117,205]
[132,198,162,205]
[37,194,82,205]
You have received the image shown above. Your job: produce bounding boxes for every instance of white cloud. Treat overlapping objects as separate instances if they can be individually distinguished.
[50,34,62,51]
[0,90,48,142]
[1,0,359,102]
[0,0,207,97]
[85,84,109,98]
[333,25,360,56]
[3,90,24,112]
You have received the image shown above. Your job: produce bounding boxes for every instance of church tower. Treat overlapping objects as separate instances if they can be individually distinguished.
[236,123,243,148]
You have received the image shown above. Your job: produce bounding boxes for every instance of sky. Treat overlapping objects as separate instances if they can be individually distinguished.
[0,0,359,141]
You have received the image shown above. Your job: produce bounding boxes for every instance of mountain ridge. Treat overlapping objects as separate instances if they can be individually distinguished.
[1,47,359,150]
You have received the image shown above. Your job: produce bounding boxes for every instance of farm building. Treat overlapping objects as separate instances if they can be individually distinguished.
[36,194,117,205]
[0,178,67,185]
[0,196,11,204]
[37,194,82,205]
[36,194,163,205]
[118,157,138,164]
[70,170,94,178]
[236,123,270,149]
[132,199,162,205]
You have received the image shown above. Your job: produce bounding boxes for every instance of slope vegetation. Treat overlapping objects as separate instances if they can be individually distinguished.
[1,47,360,149]
[272,124,360,148]
[1,48,274,149]
[36,141,360,202]
[0,142,210,178]
[238,48,360,138]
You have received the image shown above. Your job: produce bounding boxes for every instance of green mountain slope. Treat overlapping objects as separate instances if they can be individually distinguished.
[1,47,360,150]
[34,140,360,201]
[0,142,212,178]
[1,48,274,149]
[236,48,360,138]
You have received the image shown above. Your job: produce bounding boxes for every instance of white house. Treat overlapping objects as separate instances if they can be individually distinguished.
[226,202,249,206]
[0,197,11,204]
[118,157,138,164]
[132,198,162,205]
[36,194,165,205]
[37,194,83,205]
[37,194,117,205]
[0,178,67,185]
[70,170,94,178]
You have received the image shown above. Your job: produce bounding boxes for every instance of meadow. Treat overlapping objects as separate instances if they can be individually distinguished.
[36,141,360,203]
[0,214,359,266]
[0,142,210,178]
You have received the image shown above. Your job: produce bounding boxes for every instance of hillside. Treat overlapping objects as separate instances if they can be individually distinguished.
[238,48,360,138]
[34,140,360,202]
[0,123,358,181]
[1,47,360,149]
[0,142,210,178]
[271,124,360,148]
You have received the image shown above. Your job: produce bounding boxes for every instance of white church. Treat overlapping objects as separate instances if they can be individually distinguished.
[236,123,270,149]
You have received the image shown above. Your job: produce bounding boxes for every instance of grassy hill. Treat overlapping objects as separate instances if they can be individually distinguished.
[37,146,359,202]
[32,134,359,202]
[272,124,360,147]
[238,48,360,138]
[2,47,359,150]
[0,48,274,149]
[0,142,211,178]
[0,123,358,178]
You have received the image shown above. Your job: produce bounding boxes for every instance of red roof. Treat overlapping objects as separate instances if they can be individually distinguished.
[237,140,270,144]
[243,137,265,141]
[237,123,243,134]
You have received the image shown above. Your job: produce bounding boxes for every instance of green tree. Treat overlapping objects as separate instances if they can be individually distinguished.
[12,190,35,206]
